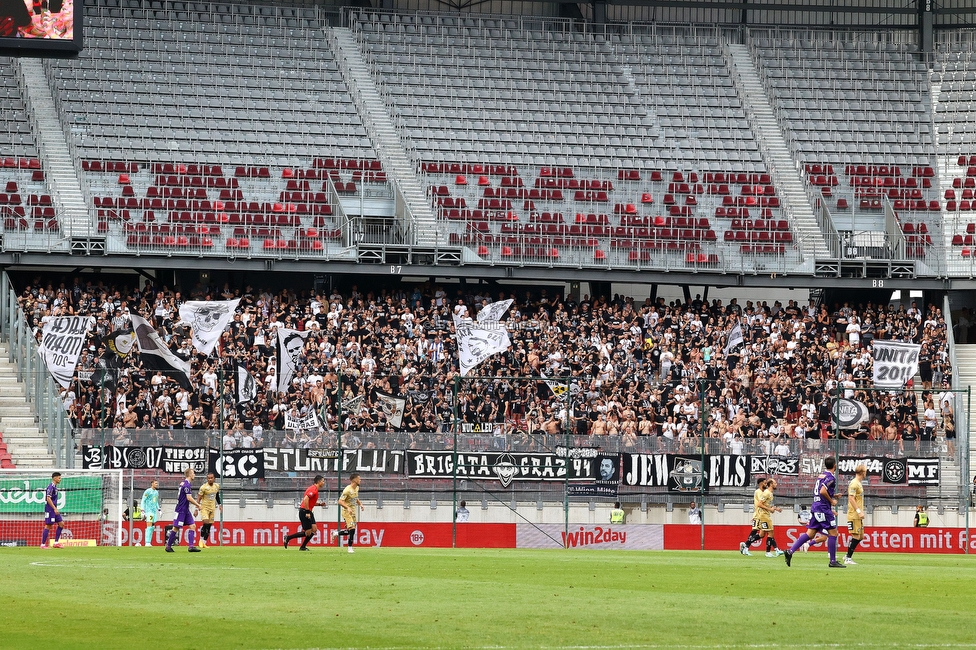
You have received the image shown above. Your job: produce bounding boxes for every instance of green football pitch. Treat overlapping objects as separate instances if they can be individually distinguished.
[2,547,975,650]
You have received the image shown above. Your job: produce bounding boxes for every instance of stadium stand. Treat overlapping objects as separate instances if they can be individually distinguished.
[13,274,951,504]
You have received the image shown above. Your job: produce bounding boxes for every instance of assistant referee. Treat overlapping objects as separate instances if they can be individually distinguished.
[283,475,326,552]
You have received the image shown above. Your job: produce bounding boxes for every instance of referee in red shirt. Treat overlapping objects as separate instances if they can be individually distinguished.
[283,475,325,551]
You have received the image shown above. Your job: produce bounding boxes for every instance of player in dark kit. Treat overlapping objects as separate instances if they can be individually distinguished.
[165,468,203,552]
[42,472,65,549]
[283,475,325,551]
[784,456,846,568]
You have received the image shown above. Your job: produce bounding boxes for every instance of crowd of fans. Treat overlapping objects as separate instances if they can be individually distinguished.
[17,275,955,455]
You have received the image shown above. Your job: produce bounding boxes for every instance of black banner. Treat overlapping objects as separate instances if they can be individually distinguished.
[621,454,751,492]
[208,449,265,479]
[262,448,403,474]
[406,451,597,485]
[750,456,800,476]
[82,445,207,474]
[567,484,619,498]
[838,456,940,486]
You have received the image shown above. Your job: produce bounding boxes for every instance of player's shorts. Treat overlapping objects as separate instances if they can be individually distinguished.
[144,512,157,525]
[172,509,195,527]
[299,509,316,532]
[44,512,63,526]
[200,505,216,522]
[752,517,773,533]
[342,510,357,529]
[807,508,837,533]
[847,517,864,538]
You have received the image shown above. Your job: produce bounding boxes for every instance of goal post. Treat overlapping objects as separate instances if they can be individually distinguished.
[0,468,124,547]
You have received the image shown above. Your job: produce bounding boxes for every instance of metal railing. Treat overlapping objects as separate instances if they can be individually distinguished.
[0,273,74,468]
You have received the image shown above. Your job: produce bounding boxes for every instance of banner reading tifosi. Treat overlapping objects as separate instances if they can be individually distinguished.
[406,450,599,485]
[620,454,751,492]
[517,524,664,550]
[0,475,103,514]
[82,445,208,473]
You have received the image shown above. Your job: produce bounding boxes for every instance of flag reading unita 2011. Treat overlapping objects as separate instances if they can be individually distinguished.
[37,315,94,387]
[872,340,921,389]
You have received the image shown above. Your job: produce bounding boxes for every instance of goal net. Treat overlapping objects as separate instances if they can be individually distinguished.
[0,469,124,547]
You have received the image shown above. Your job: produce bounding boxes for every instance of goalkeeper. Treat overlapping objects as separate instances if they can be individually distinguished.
[140,479,161,547]
[196,472,221,549]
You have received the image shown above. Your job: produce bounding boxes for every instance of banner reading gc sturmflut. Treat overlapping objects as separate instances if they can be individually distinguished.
[872,340,921,389]
[37,316,94,387]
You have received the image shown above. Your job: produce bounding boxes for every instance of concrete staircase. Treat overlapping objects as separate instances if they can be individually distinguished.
[953,344,976,503]
[330,27,443,247]
[14,58,92,239]
[0,343,54,468]
[726,43,831,259]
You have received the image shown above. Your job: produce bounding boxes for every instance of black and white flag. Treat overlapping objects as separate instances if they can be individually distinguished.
[284,410,320,431]
[178,299,240,356]
[130,314,192,389]
[455,299,512,377]
[90,330,136,393]
[723,322,743,355]
[541,373,569,400]
[38,316,95,387]
[274,328,310,393]
[235,365,257,404]
[872,340,921,389]
[831,398,870,429]
[376,392,407,429]
[476,298,514,324]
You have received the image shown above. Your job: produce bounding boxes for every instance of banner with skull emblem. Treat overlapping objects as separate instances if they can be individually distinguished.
[454,299,512,377]
[179,299,241,356]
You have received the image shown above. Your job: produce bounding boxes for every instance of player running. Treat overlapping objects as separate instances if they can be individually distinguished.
[759,479,784,557]
[196,473,221,549]
[165,468,202,553]
[844,463,867,565]
[42,472,65,549]
[283,475,325,551]
[784,456,845,568]
[337,473,363,553]
[740,477,769,556]
[140,479,161,547]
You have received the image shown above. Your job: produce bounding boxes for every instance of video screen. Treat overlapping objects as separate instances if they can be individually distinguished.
[0,0,81,53]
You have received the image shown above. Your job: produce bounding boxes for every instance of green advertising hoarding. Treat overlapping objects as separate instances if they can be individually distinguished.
[0,475,104,514]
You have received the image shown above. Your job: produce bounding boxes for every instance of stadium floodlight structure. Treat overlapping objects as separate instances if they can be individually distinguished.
[0,468,124,547]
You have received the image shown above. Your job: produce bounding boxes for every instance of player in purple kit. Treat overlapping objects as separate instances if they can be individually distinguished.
[165,468,202,553]
[42,472,65,549]
[784,456,846,568]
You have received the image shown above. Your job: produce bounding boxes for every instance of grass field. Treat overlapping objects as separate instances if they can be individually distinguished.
[2,547,975,650]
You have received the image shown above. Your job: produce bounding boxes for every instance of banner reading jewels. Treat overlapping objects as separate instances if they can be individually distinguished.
[620,454,751,492]
[838,456,940,486]
[82,445,208,473]
[406,450,601,485]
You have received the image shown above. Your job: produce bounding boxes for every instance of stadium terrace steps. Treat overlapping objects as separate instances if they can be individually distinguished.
[727,44,829,259]
[14,58,91,239]
[330,27,442,247]
[0,344,54,469]
[952,344,976,492]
